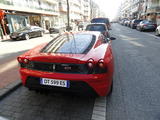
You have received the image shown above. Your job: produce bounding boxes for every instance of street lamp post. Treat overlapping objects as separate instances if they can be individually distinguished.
[66,0,71,31]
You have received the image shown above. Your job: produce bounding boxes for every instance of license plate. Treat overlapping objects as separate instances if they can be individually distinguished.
[40,78,70,88]
[12,36,16,38]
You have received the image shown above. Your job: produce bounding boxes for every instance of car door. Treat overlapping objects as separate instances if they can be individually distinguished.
[30,27,40,37]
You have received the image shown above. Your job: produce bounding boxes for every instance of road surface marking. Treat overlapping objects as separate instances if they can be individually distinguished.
[91,97,106,120]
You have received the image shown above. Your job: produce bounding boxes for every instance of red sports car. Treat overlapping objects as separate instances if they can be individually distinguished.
[17,31,115,96]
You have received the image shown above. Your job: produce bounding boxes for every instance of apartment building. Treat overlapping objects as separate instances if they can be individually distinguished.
[0,0,102,35]
[146,0,160,24]
[119,0,160,24]
[0,0,59,34]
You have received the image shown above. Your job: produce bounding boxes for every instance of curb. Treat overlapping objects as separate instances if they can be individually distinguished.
[91,97,106,120]
[0,80,22,100]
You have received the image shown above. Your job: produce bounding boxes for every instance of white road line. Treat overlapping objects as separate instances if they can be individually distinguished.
[143,32,160,39]
[91,97,106,120]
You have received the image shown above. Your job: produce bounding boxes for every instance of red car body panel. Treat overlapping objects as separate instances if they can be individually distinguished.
[18,32,114,96]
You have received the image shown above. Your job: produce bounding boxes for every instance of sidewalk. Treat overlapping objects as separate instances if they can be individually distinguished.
[0,33,56,100]
[0,35,10,42]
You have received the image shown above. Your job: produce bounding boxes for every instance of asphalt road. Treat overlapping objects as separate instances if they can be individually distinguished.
[106,23,160,120]
[0,24,160,120]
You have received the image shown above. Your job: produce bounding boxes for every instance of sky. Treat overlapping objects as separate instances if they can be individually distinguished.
[94,0,123,20]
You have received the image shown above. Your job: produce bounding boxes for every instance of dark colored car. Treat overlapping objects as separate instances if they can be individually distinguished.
[85,23,110,38]
[17,31,115,96]
[78,22,84,31]
[91,18,111,30]
[130,19,143,29]
[10,26,44,40]
[136,20,157,31]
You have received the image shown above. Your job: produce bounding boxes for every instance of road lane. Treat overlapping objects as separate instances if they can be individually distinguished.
[1,25,160,120]
[106,23,160,120]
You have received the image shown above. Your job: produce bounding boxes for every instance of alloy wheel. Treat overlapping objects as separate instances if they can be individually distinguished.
[25,34,30,40]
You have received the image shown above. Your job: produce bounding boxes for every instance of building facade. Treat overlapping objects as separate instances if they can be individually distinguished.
[0,0,102,35]
[119,0,160,25]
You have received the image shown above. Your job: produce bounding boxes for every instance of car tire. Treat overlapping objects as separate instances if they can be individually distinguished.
[107,80,113,96]
[155,29,160,36]
[25,34,30,40]
[139,28,143,32]
[40,32,44,37]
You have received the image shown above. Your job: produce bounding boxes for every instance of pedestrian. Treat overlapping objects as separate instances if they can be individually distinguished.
[0,24,4,40]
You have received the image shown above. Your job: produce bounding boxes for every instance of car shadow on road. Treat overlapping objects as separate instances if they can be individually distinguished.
[1,39,27,42]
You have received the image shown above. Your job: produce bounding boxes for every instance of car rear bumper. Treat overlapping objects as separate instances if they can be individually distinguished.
[10,35,24,40]
[143,26,156,30]
[19,68,113,96]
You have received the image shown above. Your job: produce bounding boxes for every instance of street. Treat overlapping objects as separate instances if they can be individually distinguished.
[0,24,160,120]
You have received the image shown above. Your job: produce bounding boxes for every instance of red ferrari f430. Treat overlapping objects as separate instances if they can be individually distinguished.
[17,31,115,96]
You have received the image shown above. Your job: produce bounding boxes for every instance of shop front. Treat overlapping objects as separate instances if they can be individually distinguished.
[29,15,41,27]
[6,13,29,33]
[41,16,58,30]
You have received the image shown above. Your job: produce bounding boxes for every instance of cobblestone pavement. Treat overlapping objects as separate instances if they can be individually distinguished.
[0,87,95,120]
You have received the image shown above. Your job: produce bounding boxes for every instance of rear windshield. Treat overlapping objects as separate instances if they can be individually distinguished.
[16,27,30,32]
[91,18,109,24]
[86,25,106,31]
[143,21,154,24]
[41,34,96,54]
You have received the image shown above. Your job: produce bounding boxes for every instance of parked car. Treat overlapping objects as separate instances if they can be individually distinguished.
[85,23,110,38]
[136,20,157,31]
[49,24,66,34]
[17,31,116,96]
[124,20,129,26]
[155,25,160,36]
[10,26,44,40]
[91,17,111,30]
[78,22,84,30]
[127,20,132,27]
[130,19,143,29]
[119,19,127,25]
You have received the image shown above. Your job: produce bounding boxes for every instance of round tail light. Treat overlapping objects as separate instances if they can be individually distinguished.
[98,59,105,68]
[87,59,94,69]
[23,58,29,64]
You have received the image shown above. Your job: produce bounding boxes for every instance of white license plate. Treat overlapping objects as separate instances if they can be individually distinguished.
[40,78,70,88]
[12,36,16,38]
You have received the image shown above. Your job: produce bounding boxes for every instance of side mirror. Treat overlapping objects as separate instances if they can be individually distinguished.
[110,37,116,40]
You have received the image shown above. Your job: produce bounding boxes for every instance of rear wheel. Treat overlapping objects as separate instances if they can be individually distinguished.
[25,34,30,40]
